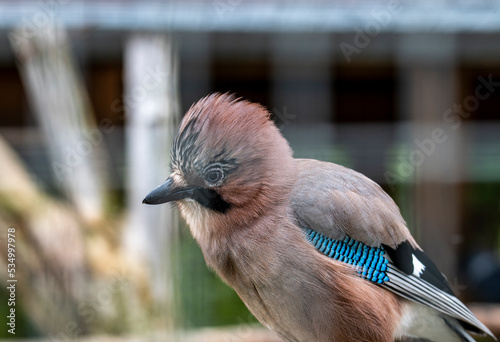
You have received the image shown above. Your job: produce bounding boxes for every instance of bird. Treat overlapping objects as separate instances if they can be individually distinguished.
[143,93,497,342]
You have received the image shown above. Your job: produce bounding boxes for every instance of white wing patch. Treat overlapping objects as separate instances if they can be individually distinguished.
[412,254,426,277]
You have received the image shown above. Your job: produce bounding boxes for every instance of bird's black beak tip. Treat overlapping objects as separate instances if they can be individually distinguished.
[141,193,159,205]
[141,177,191,205]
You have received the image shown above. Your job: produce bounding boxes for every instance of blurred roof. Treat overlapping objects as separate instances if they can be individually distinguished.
[1,0,500,33]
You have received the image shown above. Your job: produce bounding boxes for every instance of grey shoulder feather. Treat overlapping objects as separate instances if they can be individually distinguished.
[289,159,416,249]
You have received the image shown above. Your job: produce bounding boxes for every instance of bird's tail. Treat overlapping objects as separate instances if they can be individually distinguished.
[444,317,484,342]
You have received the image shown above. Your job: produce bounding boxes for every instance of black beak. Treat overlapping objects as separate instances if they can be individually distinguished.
[142,177,193,205]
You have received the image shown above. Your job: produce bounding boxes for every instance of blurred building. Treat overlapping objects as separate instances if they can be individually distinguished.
[0,0,499,304]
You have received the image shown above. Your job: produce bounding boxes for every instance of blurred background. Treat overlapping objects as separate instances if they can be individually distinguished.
[0,0,499,341]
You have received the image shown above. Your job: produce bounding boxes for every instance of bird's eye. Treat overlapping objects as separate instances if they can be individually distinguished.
[204,167,224,185]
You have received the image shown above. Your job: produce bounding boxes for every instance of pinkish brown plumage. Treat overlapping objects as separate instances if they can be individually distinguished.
[144,93,496,342]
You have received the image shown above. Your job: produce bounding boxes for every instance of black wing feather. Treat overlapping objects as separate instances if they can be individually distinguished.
[384,240,455,296]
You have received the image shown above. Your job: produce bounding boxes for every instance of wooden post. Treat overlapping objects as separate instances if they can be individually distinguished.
[8,23,179,336]
[122,33,179,329]
[9,23,106,223]
[398,33,462,282]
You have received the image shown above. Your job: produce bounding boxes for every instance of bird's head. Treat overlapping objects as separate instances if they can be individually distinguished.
[143,93,294,235]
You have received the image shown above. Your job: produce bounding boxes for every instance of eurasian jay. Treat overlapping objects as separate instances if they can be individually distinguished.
[143,93,496,342]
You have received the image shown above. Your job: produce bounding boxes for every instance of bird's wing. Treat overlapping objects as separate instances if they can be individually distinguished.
[290,159,415,249]
[290,159,496,340]
[302,228,495,339]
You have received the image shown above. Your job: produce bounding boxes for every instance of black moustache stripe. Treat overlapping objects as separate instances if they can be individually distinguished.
[192,187,231,213]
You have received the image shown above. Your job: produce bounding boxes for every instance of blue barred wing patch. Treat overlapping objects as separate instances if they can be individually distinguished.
[303,229,495,338]
[304,228,390,284]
